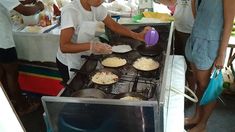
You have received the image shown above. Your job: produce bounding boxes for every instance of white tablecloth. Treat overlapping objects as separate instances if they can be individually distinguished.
[13,31,60,62]
[13,23,105,63]
[164,55,186,132]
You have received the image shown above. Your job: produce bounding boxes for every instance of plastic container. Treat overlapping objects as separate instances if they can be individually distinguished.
[22,13,40,26]
[144,29,159,46]
[21,4,40,25]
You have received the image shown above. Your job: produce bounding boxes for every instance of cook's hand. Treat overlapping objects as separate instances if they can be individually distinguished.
[214,55,225,69]
[90,42,112,55]
[142,26,153,33]
[135,26,153,42]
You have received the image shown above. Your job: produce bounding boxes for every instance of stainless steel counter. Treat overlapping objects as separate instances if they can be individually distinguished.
[41,55,186,132]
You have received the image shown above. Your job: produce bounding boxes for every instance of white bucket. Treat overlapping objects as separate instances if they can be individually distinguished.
[22,13,40,26]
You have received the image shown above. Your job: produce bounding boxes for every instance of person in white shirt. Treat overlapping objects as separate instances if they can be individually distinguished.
[56,0,150,84]
[0,0,44,116]
[159,0,196,105]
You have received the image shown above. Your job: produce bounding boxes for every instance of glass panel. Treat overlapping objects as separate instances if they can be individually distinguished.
[42,97,159,132]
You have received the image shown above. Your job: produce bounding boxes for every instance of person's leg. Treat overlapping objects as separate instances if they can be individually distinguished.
[174,30,196,90]
[4,61,41,116]
[185,64,211,123]
[174,30,185,55]
[0,47,27,110]
[56,58,74,96]
[188,68,213,132]
[189,102,217,132]
[175,30,196,109]
[1,48,39,115]
[2,62,28,110]
[56,58,69,84]
[185,64,201,125]
[0,64,10,96]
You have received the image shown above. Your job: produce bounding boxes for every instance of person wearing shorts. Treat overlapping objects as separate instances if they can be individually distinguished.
[0,0,44,116]
[184,0,235,131]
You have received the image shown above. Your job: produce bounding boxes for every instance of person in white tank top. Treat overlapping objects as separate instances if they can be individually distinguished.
[56,0,150,84]
[159,0,196,109]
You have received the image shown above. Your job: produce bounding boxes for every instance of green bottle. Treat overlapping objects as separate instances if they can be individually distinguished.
[223,82,231,89]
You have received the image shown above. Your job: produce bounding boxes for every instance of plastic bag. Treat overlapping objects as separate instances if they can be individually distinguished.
[200,69,224,105]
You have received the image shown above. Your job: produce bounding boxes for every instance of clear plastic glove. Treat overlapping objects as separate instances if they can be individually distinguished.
[90,40,112,55]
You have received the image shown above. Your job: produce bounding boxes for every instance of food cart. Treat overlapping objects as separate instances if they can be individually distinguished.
[41,22,180,132]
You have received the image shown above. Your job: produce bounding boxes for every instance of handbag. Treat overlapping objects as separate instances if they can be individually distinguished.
[200,69,224,105]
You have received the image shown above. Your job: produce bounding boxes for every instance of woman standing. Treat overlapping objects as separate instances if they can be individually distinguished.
[185,0,235,131]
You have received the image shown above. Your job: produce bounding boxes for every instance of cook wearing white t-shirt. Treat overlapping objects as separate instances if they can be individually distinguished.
[0,0,44,115]
[56,0,150,83]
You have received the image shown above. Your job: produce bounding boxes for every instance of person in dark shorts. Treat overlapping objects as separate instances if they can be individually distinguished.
[160,0,196,107]
[0,0,44,116]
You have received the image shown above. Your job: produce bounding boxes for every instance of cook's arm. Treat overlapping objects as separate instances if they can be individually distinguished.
[103,15,146,42]
[60,27,90,53]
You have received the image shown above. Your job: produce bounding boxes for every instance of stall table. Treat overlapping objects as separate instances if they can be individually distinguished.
[13,31,60,63]
[13,29,63,95]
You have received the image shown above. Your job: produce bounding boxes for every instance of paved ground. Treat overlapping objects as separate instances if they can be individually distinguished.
[185,94,235,132]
